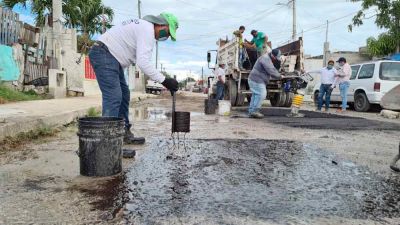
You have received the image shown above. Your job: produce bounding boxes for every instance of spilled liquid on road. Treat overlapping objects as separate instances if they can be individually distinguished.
[120,139,400,224]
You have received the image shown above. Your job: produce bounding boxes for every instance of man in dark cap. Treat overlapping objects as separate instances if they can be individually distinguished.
[334,57,351,113]
[248,49,282,118]
[245,30,268,57]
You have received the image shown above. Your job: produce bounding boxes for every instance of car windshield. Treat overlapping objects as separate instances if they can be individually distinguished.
[380,62,400,81]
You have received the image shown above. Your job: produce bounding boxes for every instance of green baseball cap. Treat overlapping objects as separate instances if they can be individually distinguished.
[160,12,178,41]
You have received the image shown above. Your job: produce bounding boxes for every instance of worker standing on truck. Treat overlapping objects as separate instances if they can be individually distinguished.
[248,49,282,118]
[89,12,179,144]
[233,26,246,70]
[333,57,351,113]
[246,30,268,57]
[215,63,226,100]
[317,59,337,112]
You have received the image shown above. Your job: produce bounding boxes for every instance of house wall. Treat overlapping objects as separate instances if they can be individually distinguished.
[0,45,20,81]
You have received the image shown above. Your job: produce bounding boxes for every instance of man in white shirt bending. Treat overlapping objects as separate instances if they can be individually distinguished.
[89,12,179,144]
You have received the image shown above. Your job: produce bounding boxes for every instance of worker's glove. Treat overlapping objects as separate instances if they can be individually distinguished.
[329,85,335,92]
[161,78,178,95]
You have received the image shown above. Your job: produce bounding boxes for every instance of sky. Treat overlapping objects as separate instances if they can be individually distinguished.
[5,0,381,81]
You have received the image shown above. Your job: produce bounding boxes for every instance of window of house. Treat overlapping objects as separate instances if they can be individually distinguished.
[357,64,375,79]
[135,71,140,78]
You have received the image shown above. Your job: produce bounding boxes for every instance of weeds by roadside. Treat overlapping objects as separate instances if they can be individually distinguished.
[0,126,60,153]
[0,84,44,104]
[87,107,101,117]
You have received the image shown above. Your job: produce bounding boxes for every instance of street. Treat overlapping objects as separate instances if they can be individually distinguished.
[1,92,399,224]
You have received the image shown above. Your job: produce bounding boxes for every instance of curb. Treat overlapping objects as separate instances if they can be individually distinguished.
[0,93,156,141]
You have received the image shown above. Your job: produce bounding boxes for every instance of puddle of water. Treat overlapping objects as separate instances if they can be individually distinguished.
[130,105,204,122]
[123,139,400,224]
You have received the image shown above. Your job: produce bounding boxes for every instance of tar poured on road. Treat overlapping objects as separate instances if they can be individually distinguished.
[238,108,400,130]
[120,139,400,224]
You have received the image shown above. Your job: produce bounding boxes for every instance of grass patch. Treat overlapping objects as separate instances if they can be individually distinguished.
[87,107,101,117]
[0,126,59,153]
[0,84,43,104]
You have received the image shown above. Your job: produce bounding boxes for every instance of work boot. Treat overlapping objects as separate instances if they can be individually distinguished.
[124,125,145,145]
[122,149,136,158]
[249,111,264,119]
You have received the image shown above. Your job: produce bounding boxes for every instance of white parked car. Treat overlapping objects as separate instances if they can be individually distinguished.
[312,60,400,112]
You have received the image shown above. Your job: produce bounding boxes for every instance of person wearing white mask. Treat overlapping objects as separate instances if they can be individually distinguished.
[317,59,337,112]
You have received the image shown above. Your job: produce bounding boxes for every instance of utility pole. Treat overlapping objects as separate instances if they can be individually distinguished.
[292,0,296,40]
[201,67,204,88]
[102,7,106,33]
[323,20,330,67]
[156,42,159,69]
[138,0,141,18]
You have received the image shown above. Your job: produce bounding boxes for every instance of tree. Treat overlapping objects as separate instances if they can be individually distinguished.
[3,0,113,54]
[63,0,113,37]
[349,0,400,56]
[3,0,52,26]
[63,0,113,54]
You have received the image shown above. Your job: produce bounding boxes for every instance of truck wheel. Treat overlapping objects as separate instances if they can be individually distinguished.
[235,82,247,106]
[228,79,238,106]
[284,92,294,107]
[354,92,370,112]
[270,92,286,107]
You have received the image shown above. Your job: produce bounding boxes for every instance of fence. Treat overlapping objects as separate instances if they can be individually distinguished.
[85,57,96,80]
[24,61,48,86]
[0,6,48,85]
[0,7,39,46]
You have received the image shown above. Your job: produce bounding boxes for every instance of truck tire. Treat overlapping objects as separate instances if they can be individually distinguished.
[235,82,247,106]
[354,92,370,112]
[228,79,238,106]
[284,92,294,107]
[270,92,286,107]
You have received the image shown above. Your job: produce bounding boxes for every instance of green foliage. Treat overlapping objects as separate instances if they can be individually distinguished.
[349,0,400,55]
[86,107,101,117]
[3,0,52,26]
[0,125,58,152]
[2,0,114,37]
[63,0,114,37]
[366,32,397,56]
[0,84,42,103]
[77,34,95,54]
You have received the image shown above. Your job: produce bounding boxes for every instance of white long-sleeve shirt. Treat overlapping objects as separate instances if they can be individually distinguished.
[334,63,351,85]
[320,67,337,84]
[99,19,165,83]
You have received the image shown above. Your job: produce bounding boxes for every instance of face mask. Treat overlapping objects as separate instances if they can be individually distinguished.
[273,59,281,70]
[327,65,333,70]
[158,29,169,41]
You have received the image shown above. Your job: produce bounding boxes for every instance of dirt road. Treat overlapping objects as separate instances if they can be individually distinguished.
[1,92,399,224]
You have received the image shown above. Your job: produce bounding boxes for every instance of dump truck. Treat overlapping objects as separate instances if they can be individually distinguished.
[207,37,310,107]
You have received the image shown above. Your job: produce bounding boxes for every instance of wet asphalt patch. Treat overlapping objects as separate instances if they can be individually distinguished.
[122,139,400,224]
[238,108,400,130]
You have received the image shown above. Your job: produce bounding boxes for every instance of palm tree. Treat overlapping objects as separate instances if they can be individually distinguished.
[3,0,113,36]
[3,0,113,53]
[63,0,113,37]
[3,0,52,26]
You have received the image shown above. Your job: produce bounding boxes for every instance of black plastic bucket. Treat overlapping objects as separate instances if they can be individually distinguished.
[172,111,190,133]
[77,117,125,177]
[204,99,218,114]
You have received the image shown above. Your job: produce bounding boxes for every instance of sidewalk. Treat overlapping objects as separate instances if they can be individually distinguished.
[0,92,154,140]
